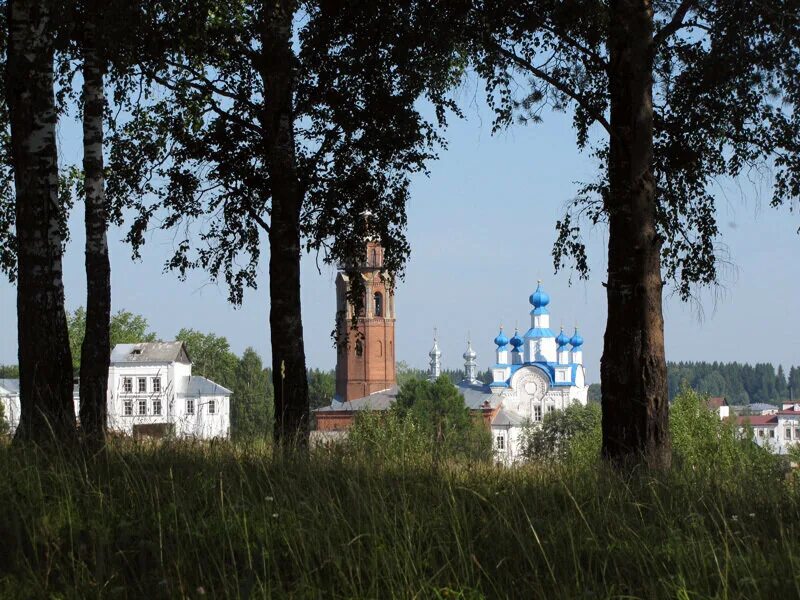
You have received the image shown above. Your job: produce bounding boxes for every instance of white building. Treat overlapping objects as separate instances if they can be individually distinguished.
[108,342,231,438]
[735,403,800,455]
[428,282,589,464]
[0,342,231,439]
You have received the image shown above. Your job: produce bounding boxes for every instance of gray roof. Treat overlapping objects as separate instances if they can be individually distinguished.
[457,381,496,409]
[178,376,232,396]
[492,408,526,427]
[111,342,190,364]
[0,379,20,395]
[316,386,398,412]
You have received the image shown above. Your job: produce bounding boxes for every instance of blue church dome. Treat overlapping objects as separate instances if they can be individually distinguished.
[556,328,570,348]
[529,281,550,309]
[570,328,584,348]
[494,328,509,348]
[510,328,523,349]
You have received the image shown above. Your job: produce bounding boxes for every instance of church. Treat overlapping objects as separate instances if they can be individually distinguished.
[314,240,589,462]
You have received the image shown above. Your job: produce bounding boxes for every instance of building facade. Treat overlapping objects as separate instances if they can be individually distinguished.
[1,342,231,439]
[107,342,231,438]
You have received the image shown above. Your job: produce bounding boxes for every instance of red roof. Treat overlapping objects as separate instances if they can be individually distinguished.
[736,415,778,426]
[707,397,728,409]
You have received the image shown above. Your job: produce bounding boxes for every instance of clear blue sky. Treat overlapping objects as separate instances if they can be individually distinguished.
[1,87,799,381]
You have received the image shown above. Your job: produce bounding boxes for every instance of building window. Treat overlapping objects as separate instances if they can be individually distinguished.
[374,292,383,317]
[770,429,776,439]
[534,405,542,422]
[186,399,195,415]
[546,405,554,413]
[496,435,505,450]
[138,377,147,393]
[208,399,216,415]
[138,399,147,415]
[152,377,161,393]
[123,377,132,393]
[124,400,132,416]
[153,400,162,416]
[787,427,792,440]
[758,428,765,438]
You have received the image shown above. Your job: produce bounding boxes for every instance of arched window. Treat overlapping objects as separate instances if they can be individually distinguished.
[371,249,377,266]
[377,341,383,357]
[374,291,383,317]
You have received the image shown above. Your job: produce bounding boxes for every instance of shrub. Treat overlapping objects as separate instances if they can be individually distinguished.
[670,386,782,485]
[346,376,492,463]
[519,402,601,465]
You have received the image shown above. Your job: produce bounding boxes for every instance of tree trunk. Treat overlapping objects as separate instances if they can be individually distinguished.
[601,0,670,468]
[259,0,309,447]
[7,0,76,444]
[78,15,110,447]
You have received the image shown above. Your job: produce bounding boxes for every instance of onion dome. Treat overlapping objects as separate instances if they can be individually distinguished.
[556,327,570,349]
[510,328,524,350]
[529,281,551,309]
[494,327,509,348]
[463,339,477,361]
[429,338,441,358]
[570,327,584,349]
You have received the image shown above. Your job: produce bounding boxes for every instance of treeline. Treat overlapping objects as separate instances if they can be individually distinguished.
[588,362,800,406]
[668,362,800,406]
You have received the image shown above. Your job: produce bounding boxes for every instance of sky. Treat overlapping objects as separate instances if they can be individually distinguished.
[1,86,799,382]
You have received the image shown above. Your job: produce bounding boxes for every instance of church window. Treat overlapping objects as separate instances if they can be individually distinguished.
[187,399,195,415]
[496,435,505,450]
[123,378,133,393]
[355,340,363,357]
[534,405,542,422]
[374,292,383,317]
[377,341,383,357]
[138,377,147,393]
[138,399,147,415]
[371,249,377,266]
[546,405,554,414]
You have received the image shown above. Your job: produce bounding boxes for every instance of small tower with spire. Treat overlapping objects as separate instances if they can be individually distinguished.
[494,326,510,365]
[524,281,557,363]
[556,327,571,365]
[510,328,524,365]
[570,327,584,365]
[463,336,479,384]
[428,329,442,380]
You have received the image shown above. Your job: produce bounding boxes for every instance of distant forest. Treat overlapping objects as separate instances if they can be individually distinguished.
[588,362,800,406]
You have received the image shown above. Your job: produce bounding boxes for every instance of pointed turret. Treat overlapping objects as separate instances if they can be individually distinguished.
[463,336,479,384]
[428,329,442,380]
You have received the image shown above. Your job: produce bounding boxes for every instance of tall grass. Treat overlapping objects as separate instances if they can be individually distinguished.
[1,435,799,598]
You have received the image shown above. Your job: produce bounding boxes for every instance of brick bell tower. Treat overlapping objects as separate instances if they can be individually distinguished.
[335,240,396,402]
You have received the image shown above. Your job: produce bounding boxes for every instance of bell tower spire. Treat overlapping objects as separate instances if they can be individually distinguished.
[334,237,396,401]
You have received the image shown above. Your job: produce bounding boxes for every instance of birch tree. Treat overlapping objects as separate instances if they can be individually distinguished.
[76,0,111,445]
[5,0,76,443]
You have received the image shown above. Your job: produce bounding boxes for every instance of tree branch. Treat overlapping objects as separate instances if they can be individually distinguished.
[486,41,611,134]
[653,0,697,47]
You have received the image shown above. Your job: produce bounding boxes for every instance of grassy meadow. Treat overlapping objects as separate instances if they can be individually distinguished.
[1,432,800,599]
